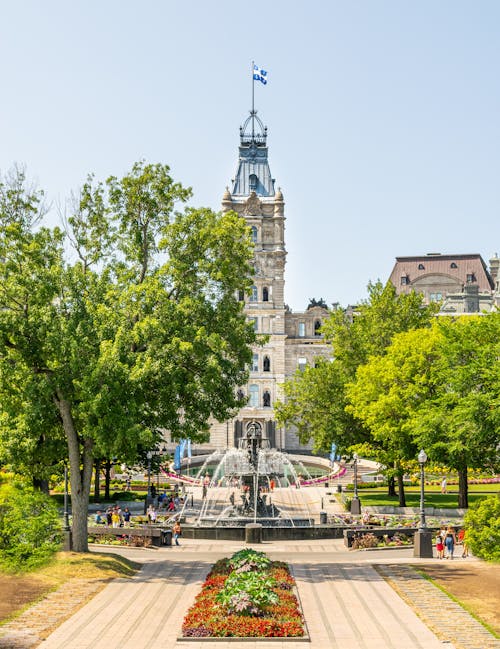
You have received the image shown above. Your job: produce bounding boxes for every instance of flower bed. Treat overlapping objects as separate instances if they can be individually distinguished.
[182,549,305,638]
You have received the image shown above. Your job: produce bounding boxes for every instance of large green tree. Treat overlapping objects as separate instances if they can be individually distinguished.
[0,163,257,551]
[276,281,437,465]
[414,314,500,507]
[346,327,441,505]
[347,315,500,508]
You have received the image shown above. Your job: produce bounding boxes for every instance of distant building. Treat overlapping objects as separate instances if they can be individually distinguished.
[389,252,500,313]
[170,112,331,454]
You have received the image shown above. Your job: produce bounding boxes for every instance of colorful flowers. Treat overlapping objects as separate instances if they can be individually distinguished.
[182,550,305,637]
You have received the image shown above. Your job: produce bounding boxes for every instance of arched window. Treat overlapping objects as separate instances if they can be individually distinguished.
[249,384,259,407]
[314,320,322,336]
[252,354,259,372]
[249,174,258,191]
[262,286,269,302]
[250,286,258,302]
[263,355,271,372]
[263,390,271,407]
[251,226,258,243]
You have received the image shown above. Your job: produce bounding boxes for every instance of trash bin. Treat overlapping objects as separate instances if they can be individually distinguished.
[319,511,327,525]
[161,529,172,546]
[337,484,342,493]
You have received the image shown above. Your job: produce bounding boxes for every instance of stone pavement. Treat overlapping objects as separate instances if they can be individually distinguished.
[2,539,498,649]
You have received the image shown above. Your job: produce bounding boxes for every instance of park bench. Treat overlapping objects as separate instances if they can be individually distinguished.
[88,525,172,546]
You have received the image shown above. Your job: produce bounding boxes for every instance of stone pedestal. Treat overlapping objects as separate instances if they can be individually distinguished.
[63,530,72,551]
[350,496,361,515]
[245,523,262,544]
[413,530,433,558]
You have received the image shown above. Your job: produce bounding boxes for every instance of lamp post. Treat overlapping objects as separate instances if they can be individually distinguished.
[63,462,72,550]
[350,453,361,515]
[413,449,433,557]
[144,451,153,514]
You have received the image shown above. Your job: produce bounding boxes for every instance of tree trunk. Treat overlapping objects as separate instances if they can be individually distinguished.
[458,465,468,509]
[387,476,396,497]
[94,459,101,501]
[104,459,112,501]
[54,392,93,553]
[397,473,406,507]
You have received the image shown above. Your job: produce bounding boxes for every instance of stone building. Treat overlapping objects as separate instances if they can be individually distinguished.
[201,112,330,452]
[389,252,500,313]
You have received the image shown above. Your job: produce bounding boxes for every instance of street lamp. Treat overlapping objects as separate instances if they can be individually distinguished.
[350,453,361,515]
[413,449,433,558]
[63,462,72,550]
[144,451,153,514]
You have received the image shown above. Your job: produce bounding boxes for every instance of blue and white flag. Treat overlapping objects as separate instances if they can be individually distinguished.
[253,64,268,85]
[186,439,192,459]
[180,438,187,459]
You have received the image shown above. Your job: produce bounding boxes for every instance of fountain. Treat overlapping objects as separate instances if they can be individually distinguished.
[192,422,316,528]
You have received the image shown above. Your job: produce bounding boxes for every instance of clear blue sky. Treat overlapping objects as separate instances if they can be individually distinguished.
[1,1,499,309]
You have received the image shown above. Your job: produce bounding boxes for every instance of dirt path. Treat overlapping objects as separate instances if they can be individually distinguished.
[417,561,500,635]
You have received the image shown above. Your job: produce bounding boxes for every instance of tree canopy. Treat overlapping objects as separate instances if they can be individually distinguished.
[0,163,257,550]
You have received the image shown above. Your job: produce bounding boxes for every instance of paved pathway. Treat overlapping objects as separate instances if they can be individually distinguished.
[2,539,498,649]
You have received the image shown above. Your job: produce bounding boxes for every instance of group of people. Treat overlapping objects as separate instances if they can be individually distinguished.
[435,526,468,559]
[94,505,132,527]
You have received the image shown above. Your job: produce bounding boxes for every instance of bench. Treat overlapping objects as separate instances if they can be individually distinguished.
[88,525,172,547]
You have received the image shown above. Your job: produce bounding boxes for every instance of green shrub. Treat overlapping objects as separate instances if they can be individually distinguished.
[463,495,500,562]
[0,481,62,571]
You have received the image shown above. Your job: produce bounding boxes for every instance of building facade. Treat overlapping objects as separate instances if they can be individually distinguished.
[389,252,500,313]
[203,112,330,452]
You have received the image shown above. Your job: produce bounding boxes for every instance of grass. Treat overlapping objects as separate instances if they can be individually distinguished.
[0,551,139,624]
[344,483,499,508]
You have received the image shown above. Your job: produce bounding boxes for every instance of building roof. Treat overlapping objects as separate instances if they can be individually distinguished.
[231,111,275,197]
[389,253,495,292]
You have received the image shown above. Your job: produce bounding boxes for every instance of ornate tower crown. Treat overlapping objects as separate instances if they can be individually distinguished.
[231,111,275,197]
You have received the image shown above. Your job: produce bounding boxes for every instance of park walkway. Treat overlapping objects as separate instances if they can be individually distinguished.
[2,539,498,649]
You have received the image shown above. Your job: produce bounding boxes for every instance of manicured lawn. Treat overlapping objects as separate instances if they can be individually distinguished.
[349,490,496,508]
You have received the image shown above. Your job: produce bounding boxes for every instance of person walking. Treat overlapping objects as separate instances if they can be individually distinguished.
[172,521,182,546]
[435,530,444,559]
[441,476,447,494]
[444,526,456,559]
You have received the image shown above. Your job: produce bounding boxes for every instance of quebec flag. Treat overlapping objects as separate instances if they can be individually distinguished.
[253,64,268,85]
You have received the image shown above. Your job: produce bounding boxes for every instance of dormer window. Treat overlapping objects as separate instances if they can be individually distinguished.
[249,174,258,191]
[450,262,458,269]
[418,263,425,270]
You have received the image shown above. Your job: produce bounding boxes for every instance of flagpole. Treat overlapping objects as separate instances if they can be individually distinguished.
[251,60,255,140]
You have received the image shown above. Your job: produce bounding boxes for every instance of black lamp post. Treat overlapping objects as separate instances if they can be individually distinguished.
[413,449,433,557]
[144,451,153,514]
[62,462,72,550]
[350,453,361,515]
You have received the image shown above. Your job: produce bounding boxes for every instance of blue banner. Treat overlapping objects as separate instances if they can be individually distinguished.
[187,439,192,458]
[329,443,337,463]
[174,444,181,471]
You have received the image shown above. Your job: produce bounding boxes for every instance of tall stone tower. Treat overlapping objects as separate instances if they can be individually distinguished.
[210,111,288,449]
